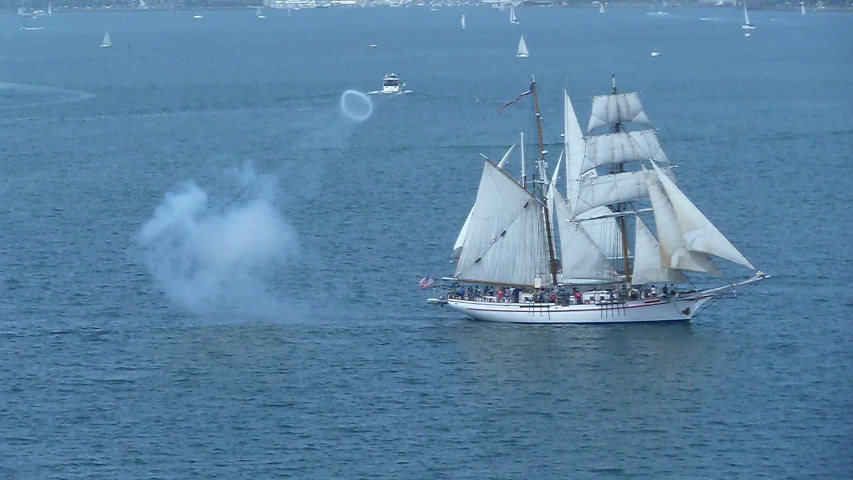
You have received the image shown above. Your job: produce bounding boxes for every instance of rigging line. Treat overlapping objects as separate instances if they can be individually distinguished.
[538,116,563,148]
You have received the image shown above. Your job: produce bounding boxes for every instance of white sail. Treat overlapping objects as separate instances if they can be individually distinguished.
[461,14,465,29]
[644,168,720,275]
[581,129,668,174]
[546,151,564,255]
[587,92,653,133]
[573,168,674,218]
[453,145,516,258]
[453,216,471,259]
[577,206,623,261]
[455,161,551,287]
[510,5,518,24]
[497,144,515,169]
[562,90,624,262]
[744,4,750,24]
[517,36,528,57]
[553,190,619,283]
[651,161,754,269]
[564,90,585,211]
[632,216,689,285]
[801,3,806,15]
[101,32,111,48]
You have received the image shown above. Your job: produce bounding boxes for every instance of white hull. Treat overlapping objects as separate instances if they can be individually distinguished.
[382,85,400,94]
[442,274,767,324]
[447,294,709,324]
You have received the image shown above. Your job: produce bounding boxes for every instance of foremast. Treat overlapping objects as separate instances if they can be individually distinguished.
[531,75,559,286]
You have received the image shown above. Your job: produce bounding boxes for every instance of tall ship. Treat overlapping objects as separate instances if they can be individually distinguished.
[429,75,767,324]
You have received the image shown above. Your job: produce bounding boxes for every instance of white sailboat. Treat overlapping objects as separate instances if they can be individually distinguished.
[48,2,52,15]
[516,36,528,58]
[461,14,466,29]
[432,75,767,324]
[100,32,112,48]
[257,6,266,18]
[801,2,806,14]
[510,5,519,24]
[742,2,756,30]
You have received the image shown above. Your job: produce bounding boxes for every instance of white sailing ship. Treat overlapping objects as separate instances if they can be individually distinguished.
[101,32,112,48]
[510,5,519,24]
[431,75,767,324]
[257,6,266,18]
[461,14,466,29]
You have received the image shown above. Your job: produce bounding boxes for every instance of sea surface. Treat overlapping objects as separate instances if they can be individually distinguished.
[1,7,852,479]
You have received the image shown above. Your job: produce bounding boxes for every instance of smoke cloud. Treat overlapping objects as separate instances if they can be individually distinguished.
[137,163,299,318]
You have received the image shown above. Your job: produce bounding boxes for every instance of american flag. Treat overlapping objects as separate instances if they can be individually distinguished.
[419,275,435,290]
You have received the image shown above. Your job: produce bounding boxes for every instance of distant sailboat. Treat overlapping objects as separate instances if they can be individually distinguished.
[257,6,265,18]
[101,32,111,48]
[598,2,605,14]
[48,2,52,15]
[801,2,806,14]
[461,14,466,29]
[510,5,519,24]
[517,36,529,58]
[742,2,756,30]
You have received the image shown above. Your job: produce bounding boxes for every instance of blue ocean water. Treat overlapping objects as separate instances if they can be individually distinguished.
[1,7,852,478]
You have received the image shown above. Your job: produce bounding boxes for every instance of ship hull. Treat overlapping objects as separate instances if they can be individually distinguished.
[446,293,713,324]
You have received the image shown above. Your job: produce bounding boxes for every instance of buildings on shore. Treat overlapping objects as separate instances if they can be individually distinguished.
[7,0,837,13]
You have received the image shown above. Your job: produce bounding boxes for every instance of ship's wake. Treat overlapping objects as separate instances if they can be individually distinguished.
[0,81,95,110]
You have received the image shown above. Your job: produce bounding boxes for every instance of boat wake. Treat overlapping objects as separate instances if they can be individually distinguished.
[0,81,95,110]
[366,90,412,96]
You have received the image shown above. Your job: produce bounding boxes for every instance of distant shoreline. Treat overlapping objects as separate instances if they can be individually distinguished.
[7,5,851,14]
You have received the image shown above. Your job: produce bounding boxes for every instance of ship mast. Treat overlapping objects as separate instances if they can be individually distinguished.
[611,74,632,284]
[531,75,559,286]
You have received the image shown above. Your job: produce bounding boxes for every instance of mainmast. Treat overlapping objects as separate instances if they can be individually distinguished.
[531,75,559,286]
[611,74,632,284]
